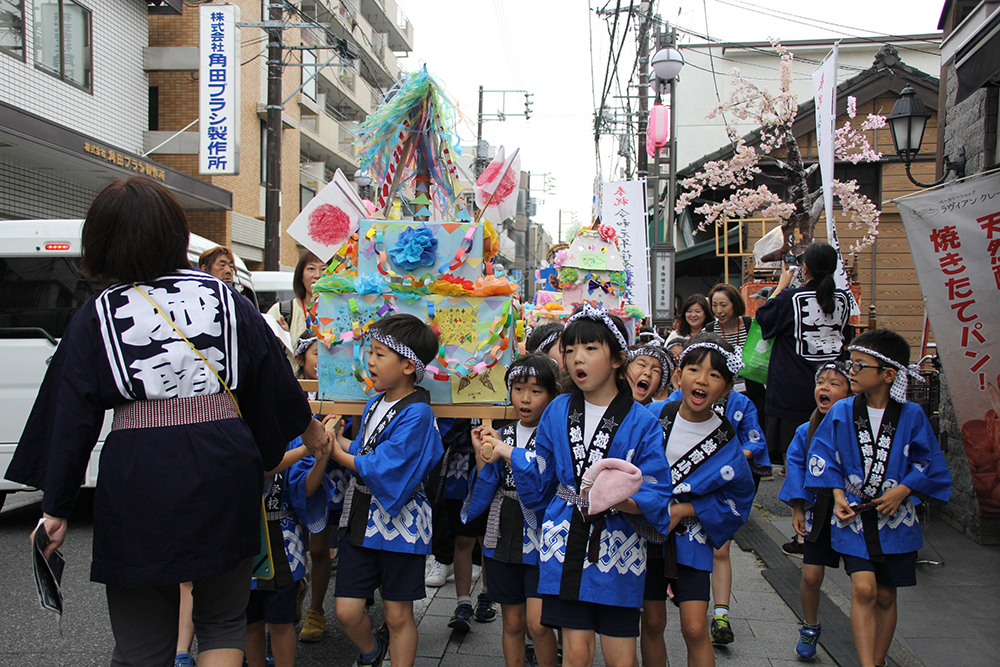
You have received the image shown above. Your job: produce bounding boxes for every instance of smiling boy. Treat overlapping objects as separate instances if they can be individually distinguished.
[806,329,951,667]
[328,314,444,667]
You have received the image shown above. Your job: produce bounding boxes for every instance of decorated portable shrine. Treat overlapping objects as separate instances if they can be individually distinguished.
[289,67,521,407]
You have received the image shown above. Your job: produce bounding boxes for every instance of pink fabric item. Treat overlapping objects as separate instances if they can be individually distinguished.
[580,458,643,515]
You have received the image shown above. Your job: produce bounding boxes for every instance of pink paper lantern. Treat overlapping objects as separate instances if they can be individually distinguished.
[646,104,670,157]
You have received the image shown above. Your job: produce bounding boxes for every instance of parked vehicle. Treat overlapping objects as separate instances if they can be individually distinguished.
[0,219,254,509]
[250,270,295,314]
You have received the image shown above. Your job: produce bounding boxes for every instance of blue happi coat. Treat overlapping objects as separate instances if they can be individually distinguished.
[464,422,543,565]
[438,418,475,500]
[346,392,443,554]
[778,421,820,531]
[666,388,771,475]
[254,437,330,589]
[806,397,952,559]
[646,400,756,572]
[511,392,672,609]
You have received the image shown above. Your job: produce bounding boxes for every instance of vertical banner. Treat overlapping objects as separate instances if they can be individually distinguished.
[896,170,1000,515]
[199,5,240,175]
[602,179,651,317]
[812,45,858,314]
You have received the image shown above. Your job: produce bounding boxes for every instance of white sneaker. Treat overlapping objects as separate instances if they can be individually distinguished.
[471,564,482,581]
[425,560,454,587]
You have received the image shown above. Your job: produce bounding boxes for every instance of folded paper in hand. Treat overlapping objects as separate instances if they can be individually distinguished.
[32,521,65,618]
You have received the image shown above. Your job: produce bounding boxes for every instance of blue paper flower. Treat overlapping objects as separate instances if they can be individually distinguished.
[356,273,389,295]
[387,227,438,270]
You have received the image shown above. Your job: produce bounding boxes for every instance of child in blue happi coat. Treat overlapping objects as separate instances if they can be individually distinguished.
[642,333,756,667]
[327,314,444,667]
[467,354,562,667]
[657,336,770,648]
[806,329,951,667]
[778,360,852,659]
[506,304,673,667]
[246,431,332,667]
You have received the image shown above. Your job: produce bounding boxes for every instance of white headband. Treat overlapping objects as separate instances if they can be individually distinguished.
[295,334,318,357]
[814,361,850,384]
[626,346,675,391]
[506,356,559,391]
[370,329,426,383]
[847,344,924,403]
[678,341,744,376]
[636,331,666,346]
[537,330,562,353]
[565,303,629,351]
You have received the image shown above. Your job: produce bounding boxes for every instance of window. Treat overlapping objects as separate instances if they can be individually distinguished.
[302,49,317,101]
[834,162,880,205]
[0,0,24,60]
[260,120,268,185]
[148,86,159,131]
[0,257,100,339]
[33,0,92,91]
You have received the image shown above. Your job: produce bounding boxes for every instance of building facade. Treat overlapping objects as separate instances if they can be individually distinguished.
[0,0,229,221]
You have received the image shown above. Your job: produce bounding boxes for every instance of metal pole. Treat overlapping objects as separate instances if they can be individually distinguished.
[476,85,485,178]
[636,10,650,182]
[264,1,284,271]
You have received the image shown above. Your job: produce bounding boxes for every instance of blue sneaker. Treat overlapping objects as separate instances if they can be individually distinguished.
[474,592,497,623]
[796,623,821,659]
[174,654,195,667]
[448,603,474,632]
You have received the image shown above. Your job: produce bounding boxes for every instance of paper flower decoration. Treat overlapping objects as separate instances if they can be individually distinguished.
[558,267,579,285]
[311,273,356,294]
[609,270,627,287]
[471,275,518,296]
[355,273,390,295]
[597,224,618,244]
[387,227,438,270]
[483,219,500,262]
[552,248,569,270]
[430,274,475,296]
[624,304,645,319]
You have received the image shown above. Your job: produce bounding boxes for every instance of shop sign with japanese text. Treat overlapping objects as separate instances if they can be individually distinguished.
[199,5,240,175]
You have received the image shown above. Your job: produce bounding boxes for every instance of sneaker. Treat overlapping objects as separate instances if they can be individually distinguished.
[448,603,474,632]
[474,592,497,623]
[373,620,390,648]
[795,623,821,659]
[174,654,195,667]
[666,582,679,608]
[782,536,805,558]
[357,636,388,667]
[525,642,538,667]
[472,563,482,581]
[299,609,326,642]
[710,614,735,645]
[425,560,454,587]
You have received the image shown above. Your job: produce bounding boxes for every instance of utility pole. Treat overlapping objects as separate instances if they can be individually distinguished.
[476,85,486,178]
[636,3,651,182]
[264,1,284,271]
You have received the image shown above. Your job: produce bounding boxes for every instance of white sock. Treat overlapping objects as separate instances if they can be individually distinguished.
[458,595,472,607]
[714,605,729,617]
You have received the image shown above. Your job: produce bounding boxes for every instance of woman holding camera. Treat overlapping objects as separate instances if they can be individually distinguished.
[755,242,853,466]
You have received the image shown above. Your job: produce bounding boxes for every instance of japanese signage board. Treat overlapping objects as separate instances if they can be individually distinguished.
[601,179,651,317]
[812,46,858,315]
[199,5,240,175]
[896,170,1000,514]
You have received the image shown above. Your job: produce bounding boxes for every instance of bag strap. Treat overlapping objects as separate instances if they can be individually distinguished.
[130,285,242,419]
[280,299,293,325]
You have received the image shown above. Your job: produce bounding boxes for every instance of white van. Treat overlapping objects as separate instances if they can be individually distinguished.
[0,219,254,509]
[250,270,294,314]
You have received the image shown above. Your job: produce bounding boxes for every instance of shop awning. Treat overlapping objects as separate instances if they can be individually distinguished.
[0,102,231,211]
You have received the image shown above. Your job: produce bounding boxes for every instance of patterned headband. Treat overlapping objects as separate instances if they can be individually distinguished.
[678,341,744,375]
[565,303,629,351]
[626,346,675,391]
[847,344,924,403]
[370,329,426,383]
[814,361,850,384]
[537,330,562,353]
[295,334,318,357]
[636,331,666,346]
[506,356,560,391]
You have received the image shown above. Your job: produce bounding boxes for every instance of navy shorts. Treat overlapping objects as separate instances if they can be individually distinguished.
[334,531,427,601]
[246,580,299,625]
[447,498,487,537]
[484,557,540,605]
[643,558,711,603]
[842,551,918,588]
[803,518,840,568]
[540,595,640,637]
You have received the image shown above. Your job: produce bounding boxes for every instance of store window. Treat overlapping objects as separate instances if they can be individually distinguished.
[33,0,92,91]
[302,49,317,101]
[0,0,24,60]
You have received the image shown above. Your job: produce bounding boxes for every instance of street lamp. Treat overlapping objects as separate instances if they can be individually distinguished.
[353,168,371,200]
[649,38,683,327]
[888,85,965,188]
